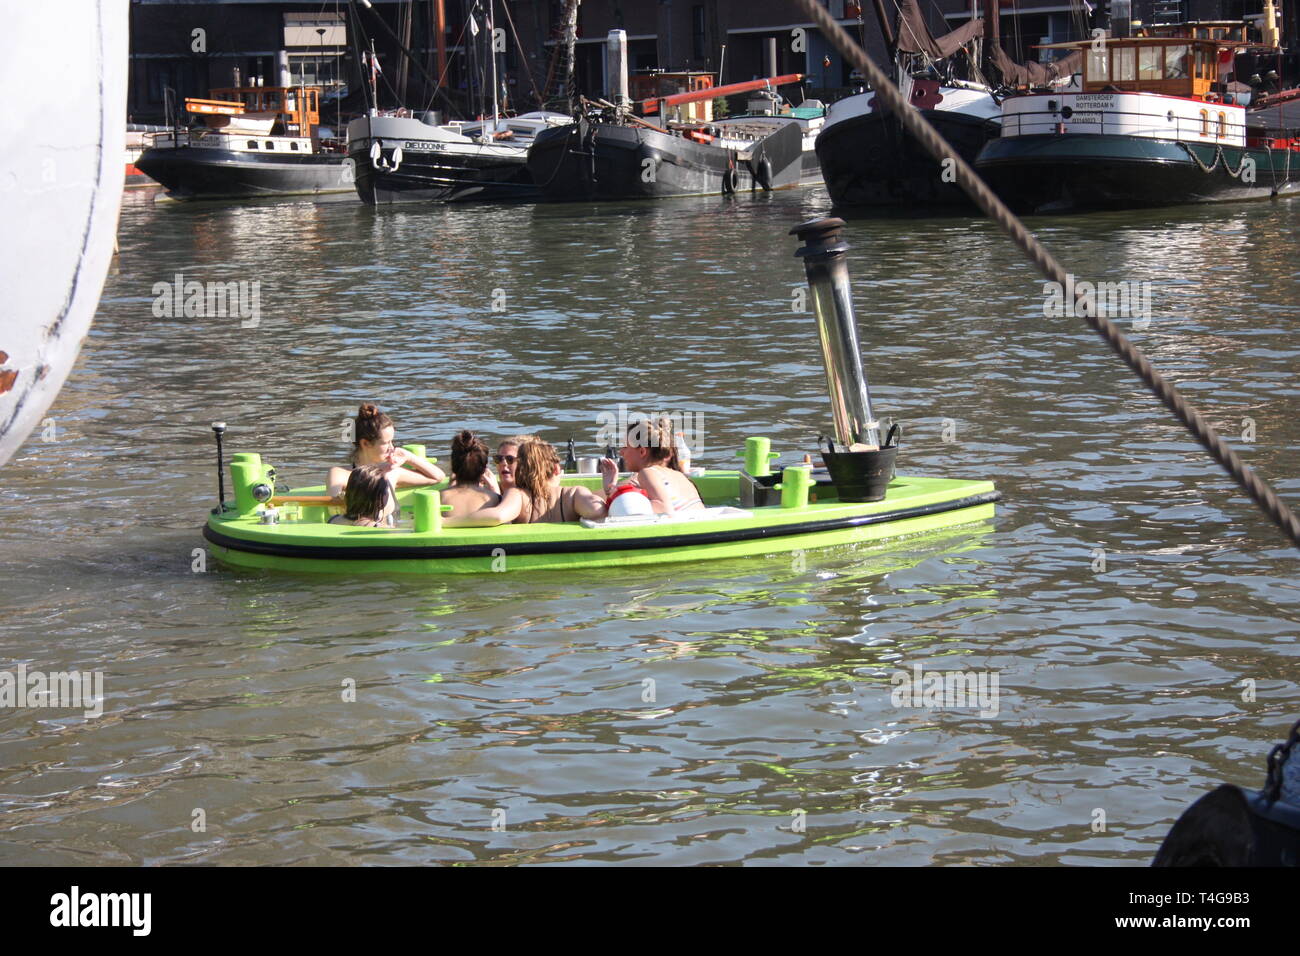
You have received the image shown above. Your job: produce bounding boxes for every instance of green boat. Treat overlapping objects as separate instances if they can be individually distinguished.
[202,466,998,575]
[200,217,999,574]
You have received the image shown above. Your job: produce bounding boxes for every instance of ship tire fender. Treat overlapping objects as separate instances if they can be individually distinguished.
[722,166,739,194]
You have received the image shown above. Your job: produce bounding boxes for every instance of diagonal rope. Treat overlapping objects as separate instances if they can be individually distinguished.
[793,0,1300,549]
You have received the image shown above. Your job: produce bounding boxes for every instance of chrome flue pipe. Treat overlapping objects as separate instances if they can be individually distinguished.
[792,217,882,450]
[606,30,630,112]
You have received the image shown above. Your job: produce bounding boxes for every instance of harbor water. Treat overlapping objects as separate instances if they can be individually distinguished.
[1,187,1297,865]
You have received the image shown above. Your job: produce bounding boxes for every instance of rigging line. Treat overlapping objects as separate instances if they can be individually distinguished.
[1069,0,1086,43]
[335,0,342,132]
[422,15,472,114]
[350,0,457,115]
[792,0,1300,551]
[498,0,546,110]
[345,0,372,112]
[1010,0,1022,64]
[887,0,939,70]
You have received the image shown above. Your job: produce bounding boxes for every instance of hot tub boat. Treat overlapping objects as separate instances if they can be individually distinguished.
[200,218,999,574]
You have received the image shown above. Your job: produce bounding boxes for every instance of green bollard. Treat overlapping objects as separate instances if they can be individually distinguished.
[740,437,780,477]
[225,454,261,513]
[413,489,448,533]
[775,466,814,509]
[230,460,262,516]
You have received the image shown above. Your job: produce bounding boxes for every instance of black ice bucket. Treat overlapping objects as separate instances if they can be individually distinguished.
[821,424,900,503]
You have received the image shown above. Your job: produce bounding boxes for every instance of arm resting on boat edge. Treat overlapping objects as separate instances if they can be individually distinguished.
[442,487,526,527]
[572,486,608,521]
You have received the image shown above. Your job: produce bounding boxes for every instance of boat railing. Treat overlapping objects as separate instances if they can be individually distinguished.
[1004,105,1249,143]
[145,128,229,149]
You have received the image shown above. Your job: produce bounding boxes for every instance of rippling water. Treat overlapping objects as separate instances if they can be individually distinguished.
[1,186,1297,865]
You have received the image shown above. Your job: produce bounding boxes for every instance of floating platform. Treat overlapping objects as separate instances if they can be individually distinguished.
[202,470,999,575]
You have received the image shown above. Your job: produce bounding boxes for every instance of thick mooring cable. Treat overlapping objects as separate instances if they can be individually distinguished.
[793,0,1300,549]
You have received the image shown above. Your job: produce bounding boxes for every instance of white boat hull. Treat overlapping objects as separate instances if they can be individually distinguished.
[0,0,127,465]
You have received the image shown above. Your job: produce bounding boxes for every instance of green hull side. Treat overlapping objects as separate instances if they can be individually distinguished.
[203,472,998,575]
[207,501,996,574]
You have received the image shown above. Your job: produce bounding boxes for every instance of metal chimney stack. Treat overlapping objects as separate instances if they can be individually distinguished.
[791,217,882,450]
[607,30,630,112]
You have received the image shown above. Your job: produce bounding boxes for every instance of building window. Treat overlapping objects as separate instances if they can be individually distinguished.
[692,5,706,61]
[247,140,258,149]
[1217,111,1226,138]
[285,13,346,93]
[1200,108,1209,135]
[284,13,345,48]
[289,53,344,91]
[146,59,196,105]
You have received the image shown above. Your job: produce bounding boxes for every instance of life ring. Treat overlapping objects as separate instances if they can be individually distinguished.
[756,157,774,191]
[721,167,739,194]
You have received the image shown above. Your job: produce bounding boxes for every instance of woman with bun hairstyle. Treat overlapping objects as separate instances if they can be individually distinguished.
[440,430,502,521]
[327,403,445,499]
[599,417,703,515]
[444,437,606,527]
[328,464,398,527]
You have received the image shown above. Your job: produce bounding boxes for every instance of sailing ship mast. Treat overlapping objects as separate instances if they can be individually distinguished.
[871,0,897,62]
[489,0,500,129]
[540,0,581,110]
[982,0,1000,82]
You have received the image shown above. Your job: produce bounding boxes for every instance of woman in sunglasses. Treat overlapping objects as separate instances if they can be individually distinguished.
[492,435,530,492]
[327,403,445,499]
